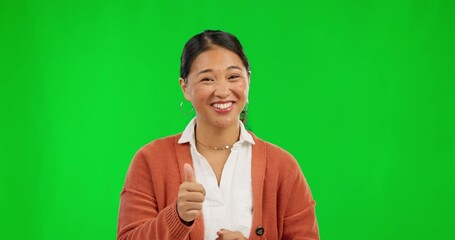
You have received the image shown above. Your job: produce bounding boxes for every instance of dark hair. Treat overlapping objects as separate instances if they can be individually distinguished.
[180,30,251,125]
[180,30,251,83]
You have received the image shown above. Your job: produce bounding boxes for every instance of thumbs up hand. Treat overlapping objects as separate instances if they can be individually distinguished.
[184,163,196,182]
[177,163,206,223]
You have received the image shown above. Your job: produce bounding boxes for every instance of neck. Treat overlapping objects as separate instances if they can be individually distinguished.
[195,119,240,147]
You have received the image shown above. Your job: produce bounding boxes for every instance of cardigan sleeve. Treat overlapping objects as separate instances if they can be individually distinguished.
[282,159,320,240]
[117,147,192,240]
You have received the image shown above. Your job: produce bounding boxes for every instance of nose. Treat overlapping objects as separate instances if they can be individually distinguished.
[214,80,230,98]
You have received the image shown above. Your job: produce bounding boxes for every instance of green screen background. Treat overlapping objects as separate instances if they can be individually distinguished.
[1,0,454,239]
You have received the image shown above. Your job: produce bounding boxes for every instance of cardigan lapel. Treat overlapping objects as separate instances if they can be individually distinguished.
[249,134,267,239]
[174,134,205,240]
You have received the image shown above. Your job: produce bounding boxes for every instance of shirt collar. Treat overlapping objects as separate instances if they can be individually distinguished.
[178,117,255,145]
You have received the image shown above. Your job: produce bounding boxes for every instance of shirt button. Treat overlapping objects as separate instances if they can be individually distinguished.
[255,226,264,236]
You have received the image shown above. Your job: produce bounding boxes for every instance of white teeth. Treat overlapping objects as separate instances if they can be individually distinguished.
[213,102,233,109]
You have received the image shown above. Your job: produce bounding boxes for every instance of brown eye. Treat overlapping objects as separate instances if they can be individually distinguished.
[201,77,213,82]
[228,75,240,80]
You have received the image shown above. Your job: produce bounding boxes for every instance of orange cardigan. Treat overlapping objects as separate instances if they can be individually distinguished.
[117,133,319,240]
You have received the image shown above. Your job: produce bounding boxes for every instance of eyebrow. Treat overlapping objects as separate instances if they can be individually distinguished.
[227,66,242,71]
[196,66,243,76]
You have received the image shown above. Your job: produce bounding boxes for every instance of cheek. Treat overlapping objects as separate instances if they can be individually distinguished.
[233,83,249,99]
[191,87,212,102]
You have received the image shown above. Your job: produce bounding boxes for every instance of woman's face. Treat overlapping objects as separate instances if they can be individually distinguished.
[180,46,250,129]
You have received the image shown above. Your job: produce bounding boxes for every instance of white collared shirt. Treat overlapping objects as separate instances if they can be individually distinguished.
[178,118,255,240]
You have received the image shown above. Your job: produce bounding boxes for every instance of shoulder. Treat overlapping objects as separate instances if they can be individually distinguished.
[252,133,302,174]
[124,134,184,194]
[138,133,183,155]
[127,133,184,177]
[129,133,184,171]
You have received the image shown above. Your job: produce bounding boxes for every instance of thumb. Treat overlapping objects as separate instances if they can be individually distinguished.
[183,163,195,182]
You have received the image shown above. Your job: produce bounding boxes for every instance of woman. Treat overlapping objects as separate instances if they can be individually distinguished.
[117,30,319,240]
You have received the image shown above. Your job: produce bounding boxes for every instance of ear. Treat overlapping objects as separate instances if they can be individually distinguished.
[179,78,191,101]
[245,73,251,93]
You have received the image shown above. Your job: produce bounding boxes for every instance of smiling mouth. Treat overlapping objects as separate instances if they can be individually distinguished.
[212,102,233,110]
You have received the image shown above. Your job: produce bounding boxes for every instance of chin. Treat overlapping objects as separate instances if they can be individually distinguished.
[212,117,239,129]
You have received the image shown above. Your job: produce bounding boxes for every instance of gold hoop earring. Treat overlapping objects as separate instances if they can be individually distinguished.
[180,100,194,116]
